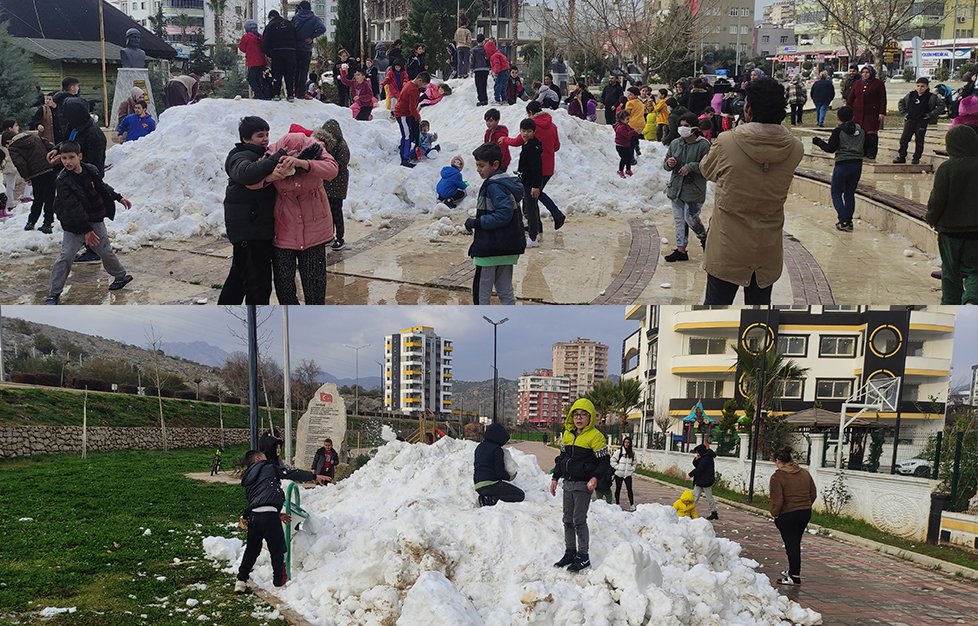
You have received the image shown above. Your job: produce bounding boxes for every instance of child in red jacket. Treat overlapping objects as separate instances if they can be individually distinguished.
[393,72,429,167]
[483,108,511,171]
[381,60,408,111]
[499,100,565,230]
[613,109,639,178]
[239,20,268,100]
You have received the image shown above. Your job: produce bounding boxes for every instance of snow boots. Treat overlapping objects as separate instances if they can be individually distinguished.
[553,550,576,568]
[567,552,591,572]
[478,494,498,507]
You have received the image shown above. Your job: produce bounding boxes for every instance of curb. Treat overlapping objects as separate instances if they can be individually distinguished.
[634,472,978,582]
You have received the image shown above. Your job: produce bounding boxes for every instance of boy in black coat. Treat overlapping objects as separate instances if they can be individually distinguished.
[45,142,133,304]
[689,443,718,520]
[473,422,525,506]
[235,449,326,592]
[516,118,544,246]
[218,116,285,305]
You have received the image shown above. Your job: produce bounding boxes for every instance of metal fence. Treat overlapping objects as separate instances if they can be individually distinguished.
[817,429,944,478]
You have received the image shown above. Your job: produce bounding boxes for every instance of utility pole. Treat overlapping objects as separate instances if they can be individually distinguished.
[247,305,260,449]
[483,316,509,423]
[346,343,370,418]
[735,6,743,78]
[282,307,292,465]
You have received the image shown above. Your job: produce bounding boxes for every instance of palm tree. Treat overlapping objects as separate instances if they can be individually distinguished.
[207,0,229,44]
[614,377,643,433]
[584,379,618,426]
[175,13,194,44]
[731,345,808,457]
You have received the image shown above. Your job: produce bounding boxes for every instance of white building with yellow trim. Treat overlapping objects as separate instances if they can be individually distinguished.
[623,306,955,449]
[383,326,453,416]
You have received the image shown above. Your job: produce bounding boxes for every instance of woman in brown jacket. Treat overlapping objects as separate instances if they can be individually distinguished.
[769,447,817,586]
[846,65,886,159]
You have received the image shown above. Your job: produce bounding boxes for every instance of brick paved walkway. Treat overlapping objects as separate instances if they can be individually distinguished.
[513,441,978,626]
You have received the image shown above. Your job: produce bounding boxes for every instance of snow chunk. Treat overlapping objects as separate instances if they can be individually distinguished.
[39,607,76,618]
[397,571,483,626]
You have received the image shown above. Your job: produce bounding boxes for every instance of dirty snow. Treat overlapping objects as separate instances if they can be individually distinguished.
[203,437,821,626]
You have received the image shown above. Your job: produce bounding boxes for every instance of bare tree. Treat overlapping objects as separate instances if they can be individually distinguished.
[655,413,674,449]
[145,325,169,452]
[292,358,324,410]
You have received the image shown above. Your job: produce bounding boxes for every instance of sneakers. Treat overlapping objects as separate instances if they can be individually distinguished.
[664,249,689,262]
[330,239,345,251]
[525,237,540,248]
[44,295,59,305]
[477,494,498,507]
[286,97,295,103]
[75,249,101,263]
[38,223,53,234]
[400,160,416,168]
[553,212,566,230]
[442,198,457,208]
[553,550,576,568]
[911,158,920,165]
[776,575,801,586]
[625,170,633,177]
[108,274,133,291]
[567,552,591,572]
[272,96,281,102]
[706,511,719,520]
[835,222,853,232]
[617,170,626,178]
[233,580,247,593]
[24,222,35,231]
[892,156,906,164]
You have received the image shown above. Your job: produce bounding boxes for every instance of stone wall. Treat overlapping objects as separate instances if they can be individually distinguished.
[0,425,251,458]
[635,433,938,541]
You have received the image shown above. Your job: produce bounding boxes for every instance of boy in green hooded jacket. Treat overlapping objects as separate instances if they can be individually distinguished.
[550,398,611,572]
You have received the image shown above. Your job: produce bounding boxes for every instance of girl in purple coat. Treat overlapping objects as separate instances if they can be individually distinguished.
[339,68,378,120]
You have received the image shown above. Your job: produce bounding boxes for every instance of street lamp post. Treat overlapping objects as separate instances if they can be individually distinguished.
[747,307,773,504]
[374,360,385,416]
[345,343,370,418]
[735,6,743,78]
[482,316,509,424]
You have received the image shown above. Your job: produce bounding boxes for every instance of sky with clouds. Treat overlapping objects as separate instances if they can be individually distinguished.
[3,306,975,386]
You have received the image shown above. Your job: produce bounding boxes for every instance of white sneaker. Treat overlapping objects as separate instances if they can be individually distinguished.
[233,580,247,593]
[526,237,540,248]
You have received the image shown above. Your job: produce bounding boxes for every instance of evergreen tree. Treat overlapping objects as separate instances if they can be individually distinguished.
[188,35,214,76]
[148,4,167,39]
[404,0,480,72]
[0,23,40,125]
[334,0,364,58]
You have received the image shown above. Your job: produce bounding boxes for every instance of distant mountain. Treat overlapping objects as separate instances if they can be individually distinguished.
[319,373,382,390]
[162,341,231,367]
[450,378,518,419]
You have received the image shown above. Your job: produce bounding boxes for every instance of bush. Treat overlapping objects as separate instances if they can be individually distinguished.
[902,68,916,83]
[67,377,112,392]
[958,63,976,80]
[10,371,61,387]
[226,396,242,405]
[212,62,249,99]
[201,393,219,402]
[118,384,139,394]
[354,453,371,468]
[933,65,951,82]
[333,463,354,482]
[175,390,196,400]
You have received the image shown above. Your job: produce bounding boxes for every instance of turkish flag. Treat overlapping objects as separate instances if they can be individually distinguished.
[319,392,333,403]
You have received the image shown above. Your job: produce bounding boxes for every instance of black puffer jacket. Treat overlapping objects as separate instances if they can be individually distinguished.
[223,143,281,244]
[54,164,122,234]
[262,16,297,53]
[241,460,316,513]
[689,445,716,487]
[63,97,106,175]
[473,422,510,484]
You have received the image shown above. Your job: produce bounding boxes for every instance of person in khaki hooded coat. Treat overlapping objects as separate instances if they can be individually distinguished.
[699,77,803,305]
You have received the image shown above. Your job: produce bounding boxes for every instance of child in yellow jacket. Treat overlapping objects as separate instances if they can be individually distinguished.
[673,488,699,519]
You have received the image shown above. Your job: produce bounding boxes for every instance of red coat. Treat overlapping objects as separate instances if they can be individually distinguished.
[381,68,408,97]
[484,125,512,170]
[846,78,887,133]
[484,39,510,74]
[613,122,638,147]
[238,32,265,68]
[502,112,560,176]
[393,81,421,119]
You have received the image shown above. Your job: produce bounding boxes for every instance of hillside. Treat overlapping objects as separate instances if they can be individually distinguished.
[450,378,518,420]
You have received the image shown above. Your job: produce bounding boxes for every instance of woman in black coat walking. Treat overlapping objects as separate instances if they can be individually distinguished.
[689,443,718,520]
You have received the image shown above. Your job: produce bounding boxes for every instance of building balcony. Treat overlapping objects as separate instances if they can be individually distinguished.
[909,309,955,334]
[670,353,736,376]
[673,308,741,333]
[903,356,951,378]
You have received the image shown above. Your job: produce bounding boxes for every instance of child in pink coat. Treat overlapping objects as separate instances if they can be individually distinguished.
[259,130,338,304]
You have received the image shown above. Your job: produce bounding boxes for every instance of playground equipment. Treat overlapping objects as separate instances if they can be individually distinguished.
[283,482,310,580]
[408,409,453,443]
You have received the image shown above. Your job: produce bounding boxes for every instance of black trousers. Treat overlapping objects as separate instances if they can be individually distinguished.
[864,133,879,159]
[616,145,632,172]
[273,243,327,305]
[236,511,287,587]
[246,66,267,99]
[269,50,297,99]
[604,103,616,125]
[218,239,274,305]
[614,475,634,505]
[27,170,56,227]
[329,197,344,242]
[476,480,525,504]
[295,50,313,96]
[789,103,804,125]
[355,105,373,121]
[522,183,541,240]
[898,119,928,160]
[704,272,773,305]
[474,70,489,104]
[775,508,812,580]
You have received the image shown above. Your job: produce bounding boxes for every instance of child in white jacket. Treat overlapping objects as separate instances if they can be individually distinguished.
[613,436,637,510]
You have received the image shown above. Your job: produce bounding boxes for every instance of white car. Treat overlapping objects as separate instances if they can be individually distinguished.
[894,457,931,477]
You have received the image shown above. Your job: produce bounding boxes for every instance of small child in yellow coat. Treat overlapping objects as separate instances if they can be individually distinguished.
[673,488,699,519]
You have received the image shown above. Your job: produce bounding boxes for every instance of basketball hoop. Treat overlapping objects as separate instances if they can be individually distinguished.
[836,375,901,469]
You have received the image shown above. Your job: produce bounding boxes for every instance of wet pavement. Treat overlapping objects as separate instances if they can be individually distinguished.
[512,441,978,626]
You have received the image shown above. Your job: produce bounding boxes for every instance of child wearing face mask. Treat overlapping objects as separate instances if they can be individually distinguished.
[663,112,711,262]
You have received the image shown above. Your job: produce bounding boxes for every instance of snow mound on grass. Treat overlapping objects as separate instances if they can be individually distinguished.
[0,79,673,256]
[203,438,821,626]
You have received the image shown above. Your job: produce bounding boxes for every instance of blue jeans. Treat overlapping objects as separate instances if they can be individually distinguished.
[815,103,830,126]
[830,160,862,224]
[493,72,508,103]
[671,198,706,248]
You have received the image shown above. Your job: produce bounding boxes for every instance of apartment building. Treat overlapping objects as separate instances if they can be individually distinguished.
[697,0,755,55]
[384,326,453,415]
[763,0,796,27]
[552,338,608,400]
[624,306,955,448]
[517,369,570,426]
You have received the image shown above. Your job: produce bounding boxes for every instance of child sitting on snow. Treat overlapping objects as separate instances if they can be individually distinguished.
[417,120,440,159]
[339,67,378,120]
[473,422,525,506]
[673,489,699,519]
[436,155,468,208]
[506,66,527,105]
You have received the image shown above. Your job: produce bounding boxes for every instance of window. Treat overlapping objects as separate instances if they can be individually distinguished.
[870,326,901,357]
[689,337,726,355]
[816,379,854,400]
[906,340,925,357]
[777,335,807,356]
[741,25,750,34]
[819,335,857,357]
[779,35,789,43]
[824,305,860,311]
[902,383,920,402]
[729,25,738,34]
[686,380,723,398]
[762,35,770,43]
[773,379,804,399]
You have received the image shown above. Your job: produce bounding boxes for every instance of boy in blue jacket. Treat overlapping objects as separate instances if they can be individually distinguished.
[116,101,156,143]
[436,155,468,207]
[464,142,525,304]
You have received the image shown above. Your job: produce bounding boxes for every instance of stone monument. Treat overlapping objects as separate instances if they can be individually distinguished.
[293,383,348,470]
[110,28,157,130]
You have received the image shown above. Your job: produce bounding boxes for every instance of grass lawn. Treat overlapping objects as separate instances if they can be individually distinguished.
[636,466,978,574]
[0,445,283,626]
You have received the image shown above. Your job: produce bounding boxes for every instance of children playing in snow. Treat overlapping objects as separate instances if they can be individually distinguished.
[673,489,698,519]
[394,72,429,168]
[419,82,452,109]
[339,67,378,120]
[624,87,645,162]
[234,448,326,593]
[44,141,134,304]
[436,155,468,208]
[663,112,710,263]
[473,422,525,506]
[117,101,156,143]
[464,142,525,305]
[499,100,565,231]
[380,59,408,111]
[516,118,544,248]
[417,120,440,158]
[483,108,512,172]
[813,106,865,233]
[613,109,639,178]
[613,436,636,510]
[506,66,527,105]
[2,121,57,233]
[550,398,611,573]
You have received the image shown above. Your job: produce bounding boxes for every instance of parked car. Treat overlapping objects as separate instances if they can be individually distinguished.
[894,457,932,477]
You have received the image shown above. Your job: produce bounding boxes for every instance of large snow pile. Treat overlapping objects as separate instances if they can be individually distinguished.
[0,79,673,257]
[203,438,821,626]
